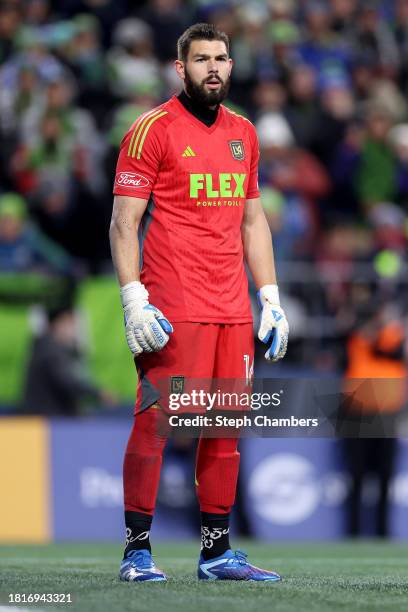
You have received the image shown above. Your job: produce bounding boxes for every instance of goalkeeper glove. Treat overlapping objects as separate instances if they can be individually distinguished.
[120,281,173,355]
[257,284,289,362]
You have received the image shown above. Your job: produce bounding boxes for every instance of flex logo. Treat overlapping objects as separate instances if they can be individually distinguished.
[190,173,246,198]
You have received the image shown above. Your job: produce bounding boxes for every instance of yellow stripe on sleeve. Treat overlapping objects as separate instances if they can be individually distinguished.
[127,112,150,156]
[136,111,168,160]
[127,108,162,157]
[127,123,138,157]
[131,108,164,158]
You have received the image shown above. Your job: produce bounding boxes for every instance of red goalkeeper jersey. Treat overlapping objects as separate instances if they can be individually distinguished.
[113,95,260,323]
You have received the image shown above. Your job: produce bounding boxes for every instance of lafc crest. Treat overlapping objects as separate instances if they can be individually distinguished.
[229,140,245,160]
[170,375,185,394]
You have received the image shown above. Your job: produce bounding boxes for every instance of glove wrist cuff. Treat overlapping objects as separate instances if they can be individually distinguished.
[259,284,280,307]
[120,281,149,308]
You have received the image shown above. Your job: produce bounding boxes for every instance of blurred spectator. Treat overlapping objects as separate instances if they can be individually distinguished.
[299,0,350,76]
[0,1,21,64]
[368,201,407,253]
[228,5,268,106]
[1,22,64,89]
[388,123,408,208]
[339,300,407,537]
[107,17,161,99]
[0,191,71,273]
[260,19,301,83]
[330,0,358,35]
[355,104,396,207]
[23,0,51,26]
[286,64,320,148]
[352,0,400,77]
[18,75,106,194]
[257,112,331,259]
[13,111,75,195]
[394,0,408,90]
[0,60,41,136]
[312,68,355,165]
[315,223,373,324]
[350,52,379,105]
[22,301,116,415]
[330,119,365,221]
[137,0,195,62]
[253,77,287,117]
[368,77,407,121]
[56,0,128,47]
[268,0,297,21]
[62,14,110,126]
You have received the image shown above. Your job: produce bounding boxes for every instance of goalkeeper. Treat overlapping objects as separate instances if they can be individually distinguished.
[110,23,289,583]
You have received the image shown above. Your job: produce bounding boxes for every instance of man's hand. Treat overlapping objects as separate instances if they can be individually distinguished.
[120,281,173,355]
[257,284,289,362]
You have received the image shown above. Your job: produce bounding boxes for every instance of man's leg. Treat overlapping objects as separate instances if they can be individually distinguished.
[196,323,280,581]
[196,441,281,583]
[119,403,169,581]
[375,436,397,537]
[123,404,168,556]
[344,437,365,537]
[120,322,218,581]
[196,322,253,560]
[196,436,240,559]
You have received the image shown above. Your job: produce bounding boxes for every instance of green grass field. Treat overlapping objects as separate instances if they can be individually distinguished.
[1,541,408,612]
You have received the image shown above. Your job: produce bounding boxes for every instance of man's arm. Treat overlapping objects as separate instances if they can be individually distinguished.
[109,195,148,286]
[241,197,277,289]
[109,195,173,355]
[241,196,289,362]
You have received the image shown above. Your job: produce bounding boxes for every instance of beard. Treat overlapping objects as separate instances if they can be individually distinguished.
[184,67,230,107]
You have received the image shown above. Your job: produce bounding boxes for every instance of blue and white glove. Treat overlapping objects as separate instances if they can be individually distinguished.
[120,281,173,355]
[257,284,289,362]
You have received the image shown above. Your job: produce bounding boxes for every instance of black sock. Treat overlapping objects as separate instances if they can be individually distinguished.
[200,512,230,560]
[124,510,152,557]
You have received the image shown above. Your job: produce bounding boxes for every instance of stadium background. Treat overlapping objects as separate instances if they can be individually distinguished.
[1,0,408,546]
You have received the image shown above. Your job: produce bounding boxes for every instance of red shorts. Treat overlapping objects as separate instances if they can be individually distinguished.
[134,322,254,414]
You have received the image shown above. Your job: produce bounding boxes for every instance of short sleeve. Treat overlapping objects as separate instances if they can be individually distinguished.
[246,122,260,200]
[113,115,165,199]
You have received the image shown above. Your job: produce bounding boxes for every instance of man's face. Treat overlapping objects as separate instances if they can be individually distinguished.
[176,39,232,107]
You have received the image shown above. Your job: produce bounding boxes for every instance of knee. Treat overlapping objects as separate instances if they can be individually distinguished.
[126,405,168,455]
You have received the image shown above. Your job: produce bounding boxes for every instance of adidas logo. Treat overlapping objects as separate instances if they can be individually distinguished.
[182,146,196,157]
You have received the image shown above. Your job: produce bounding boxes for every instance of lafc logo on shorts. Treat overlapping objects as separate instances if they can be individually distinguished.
[170,376,185,394]
[229,140,245,160]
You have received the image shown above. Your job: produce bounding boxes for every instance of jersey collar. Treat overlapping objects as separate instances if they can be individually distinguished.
[172,95,224,134]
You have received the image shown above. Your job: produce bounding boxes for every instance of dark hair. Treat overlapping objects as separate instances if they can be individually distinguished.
[177,23,229,62]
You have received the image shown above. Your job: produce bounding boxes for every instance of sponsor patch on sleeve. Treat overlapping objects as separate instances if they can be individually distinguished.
[115,172,150,189]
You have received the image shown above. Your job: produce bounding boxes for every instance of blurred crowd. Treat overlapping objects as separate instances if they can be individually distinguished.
[1,0,408,375]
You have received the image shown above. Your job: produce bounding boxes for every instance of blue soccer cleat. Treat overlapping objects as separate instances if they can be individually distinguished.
[119,549,167,582]
[198,549,281,581]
